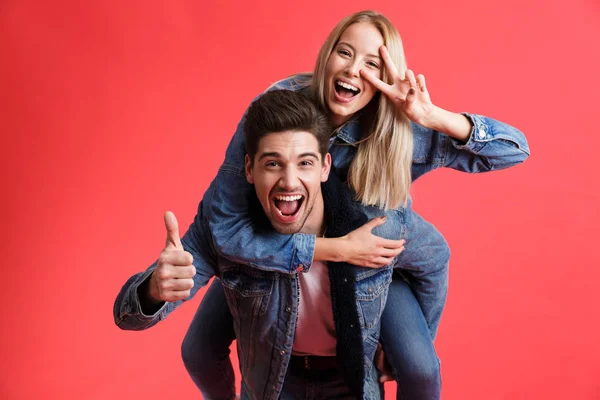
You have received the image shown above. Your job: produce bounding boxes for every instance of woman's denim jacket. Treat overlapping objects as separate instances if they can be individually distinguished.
[201,74,530,276]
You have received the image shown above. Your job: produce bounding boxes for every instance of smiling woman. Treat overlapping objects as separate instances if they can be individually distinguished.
[313,14,415,210]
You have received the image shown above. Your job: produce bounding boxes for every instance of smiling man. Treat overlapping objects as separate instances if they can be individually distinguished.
[114,90,402,399]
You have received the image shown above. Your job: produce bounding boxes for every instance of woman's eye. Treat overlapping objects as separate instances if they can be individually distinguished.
[338,49,351,57]
[367,61,380,69]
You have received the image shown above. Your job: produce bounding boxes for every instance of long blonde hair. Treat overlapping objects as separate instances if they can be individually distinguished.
[312,10,413,209]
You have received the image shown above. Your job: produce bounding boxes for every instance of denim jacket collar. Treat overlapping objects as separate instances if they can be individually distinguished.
[333,115,362,145]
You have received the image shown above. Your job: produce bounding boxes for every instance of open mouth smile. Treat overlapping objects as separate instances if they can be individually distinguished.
[334,79,361,102]
[273,194,305,222]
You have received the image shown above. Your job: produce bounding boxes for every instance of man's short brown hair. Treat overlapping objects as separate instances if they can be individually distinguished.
[244,90,330,163]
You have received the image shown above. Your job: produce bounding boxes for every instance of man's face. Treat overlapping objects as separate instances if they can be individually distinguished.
[245,130,331,235]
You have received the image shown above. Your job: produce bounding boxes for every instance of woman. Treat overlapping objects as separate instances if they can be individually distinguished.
[182,10,529,400]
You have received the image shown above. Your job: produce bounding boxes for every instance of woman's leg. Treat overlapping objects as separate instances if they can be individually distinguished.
[181,278,237,400]
[397,207,451,340]
[380,277,441,400]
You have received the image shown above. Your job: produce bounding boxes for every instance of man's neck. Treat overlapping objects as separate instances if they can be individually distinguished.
[300,194,325,236]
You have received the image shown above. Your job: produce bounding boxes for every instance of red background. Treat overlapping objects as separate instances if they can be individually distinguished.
[2,0,599,399]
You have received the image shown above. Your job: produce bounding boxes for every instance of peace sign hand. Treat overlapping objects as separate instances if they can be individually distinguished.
[360,45,435,127]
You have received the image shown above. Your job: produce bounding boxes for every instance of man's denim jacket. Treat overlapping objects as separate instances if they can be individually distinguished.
[114,173,404,399]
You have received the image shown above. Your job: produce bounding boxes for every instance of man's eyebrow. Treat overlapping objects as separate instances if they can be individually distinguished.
[257,152,281,161]
[298,152,320,160]
[257,152,320,161]
[337,41,381,60]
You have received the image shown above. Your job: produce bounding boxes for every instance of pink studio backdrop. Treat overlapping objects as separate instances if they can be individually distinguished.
[1,0,599,399]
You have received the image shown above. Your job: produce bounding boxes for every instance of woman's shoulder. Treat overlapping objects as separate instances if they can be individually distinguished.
[264,73,313,93]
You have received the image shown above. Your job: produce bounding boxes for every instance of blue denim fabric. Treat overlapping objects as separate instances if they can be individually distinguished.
[275,364,373,400]
[181,280,236,400]
[380,278,441,399]
[182,271,441,400]
[114,192,402,400]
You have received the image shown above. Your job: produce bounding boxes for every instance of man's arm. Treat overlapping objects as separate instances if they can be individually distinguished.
[113,211,217,330]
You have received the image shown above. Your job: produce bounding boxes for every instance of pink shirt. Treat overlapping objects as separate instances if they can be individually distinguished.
[292,261,337,356]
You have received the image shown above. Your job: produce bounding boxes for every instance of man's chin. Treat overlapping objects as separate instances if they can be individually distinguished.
[272,222,302,235]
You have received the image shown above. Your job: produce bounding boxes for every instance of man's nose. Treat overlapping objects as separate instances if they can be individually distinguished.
[279,167,300,190]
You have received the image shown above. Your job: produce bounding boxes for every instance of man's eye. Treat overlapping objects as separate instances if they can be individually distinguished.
[300,161,313,167]
[265,161,279,168]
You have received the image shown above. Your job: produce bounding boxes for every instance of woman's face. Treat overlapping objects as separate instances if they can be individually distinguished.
[324,22,384,128]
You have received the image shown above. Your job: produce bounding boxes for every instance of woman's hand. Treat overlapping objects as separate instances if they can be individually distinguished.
[314,216,405,268]
[360,45,435,128]
[360,45,472,141]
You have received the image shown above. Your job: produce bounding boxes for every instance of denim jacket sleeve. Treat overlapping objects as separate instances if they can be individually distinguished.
[113,211,218,330]
[201,95,315,274]
[411,113,530,180]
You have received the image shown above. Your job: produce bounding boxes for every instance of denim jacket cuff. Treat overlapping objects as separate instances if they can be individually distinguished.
[450,113,490,153]
[292,233,316,273]
[130,268,168,319]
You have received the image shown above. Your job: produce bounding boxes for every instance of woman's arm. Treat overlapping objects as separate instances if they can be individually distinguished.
[360,46,529,178]
[202,77,405,272]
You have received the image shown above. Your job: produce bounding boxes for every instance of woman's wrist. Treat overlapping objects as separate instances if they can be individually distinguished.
[314,237,346,263]
[424,105,472,142]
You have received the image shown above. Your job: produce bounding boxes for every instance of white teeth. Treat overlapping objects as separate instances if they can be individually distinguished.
[275,195,302,201]
[336,80,359,92]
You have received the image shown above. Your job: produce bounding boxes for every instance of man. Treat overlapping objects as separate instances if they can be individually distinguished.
[114,90,403,399]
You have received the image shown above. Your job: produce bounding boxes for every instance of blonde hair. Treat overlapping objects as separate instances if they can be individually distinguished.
[312,10,413,209]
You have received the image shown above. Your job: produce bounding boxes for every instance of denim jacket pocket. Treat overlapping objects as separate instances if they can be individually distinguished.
[355,267,393,329]
[221,266,275,319]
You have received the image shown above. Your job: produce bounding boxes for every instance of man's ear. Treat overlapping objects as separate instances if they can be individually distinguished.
[245,154,254,184]
[321,153,332,182]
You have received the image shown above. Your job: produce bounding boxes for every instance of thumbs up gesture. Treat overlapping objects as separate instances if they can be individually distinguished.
[148,211,196,303]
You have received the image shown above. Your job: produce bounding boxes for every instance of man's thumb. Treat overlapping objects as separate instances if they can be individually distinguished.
[164,211,183,249]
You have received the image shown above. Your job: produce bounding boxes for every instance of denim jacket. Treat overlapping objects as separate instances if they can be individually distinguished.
[114,173,404,400]
[202,74,530,275]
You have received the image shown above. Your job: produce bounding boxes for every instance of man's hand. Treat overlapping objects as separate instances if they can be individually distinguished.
[148,211,196,303]
[340,216,405,268]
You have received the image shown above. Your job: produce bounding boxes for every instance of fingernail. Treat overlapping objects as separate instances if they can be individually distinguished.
[408,88,415,95]
[381,216,387,221]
